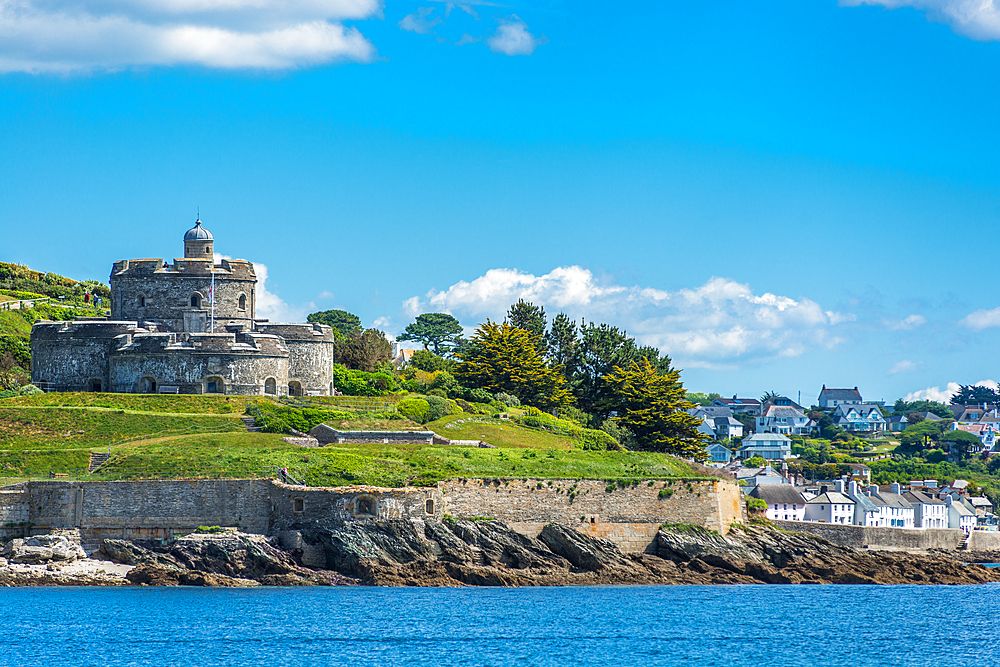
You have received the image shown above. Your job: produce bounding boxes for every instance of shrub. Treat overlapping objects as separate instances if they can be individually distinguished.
[0,389,17,399]
[658,488,675,499]
[17,384,42,396]
[494,392,521,407]
[398,398,430,423]
[331,364,401,396]
[424,395,458,423]
[458,387,494,403]
[578,429,620,451]
[428,388,448,398]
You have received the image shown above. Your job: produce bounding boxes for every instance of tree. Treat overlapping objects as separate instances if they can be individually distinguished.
[574,321,639,417]
[454,320,572,410]
[898,420,948,455]
[892,399,953,419]
[334,329,392,372]
[950,384,1000,406]
[506,299,547,352]
[760,390,779,403]
[744,455,767,468]
[307,309,362,338]
[397,313,465,356]
[408,349,452,373]
[940,430,982,460]
[603,356,707,461]
[547,312,578,375]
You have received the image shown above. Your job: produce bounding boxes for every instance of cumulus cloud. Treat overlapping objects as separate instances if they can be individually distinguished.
[841,0,1000,41]
[960,307,1000,330]
[888,359,921,374]
[904,379,999,403]
[0,0,379,72]
[487,15,542,55]
[402,267,852,368]
[215,253,313,322]
[886,314,927,330]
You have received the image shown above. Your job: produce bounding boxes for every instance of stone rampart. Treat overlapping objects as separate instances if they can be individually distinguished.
[270,483,443,532]
[966,531,1000,551]
[439,477,744,553]
[773,520,963,551]
[0,487,29,525]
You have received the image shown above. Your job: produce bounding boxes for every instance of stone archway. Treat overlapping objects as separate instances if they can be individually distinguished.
[288,380,303,397]
[139,376,156,394]
[85,378,103,392]
[204,376,225,394]
[264,377,277,395]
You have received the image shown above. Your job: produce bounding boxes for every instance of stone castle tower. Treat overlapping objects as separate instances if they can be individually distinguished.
[31,219,336,396]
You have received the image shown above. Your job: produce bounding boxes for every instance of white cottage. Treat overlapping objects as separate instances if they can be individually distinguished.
[805,487,856,524]
[748,484,807,521]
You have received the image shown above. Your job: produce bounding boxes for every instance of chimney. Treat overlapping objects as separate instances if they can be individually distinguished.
[848,480,858,497]
[869,484,879,496]
[835,479,845,494]
[944,495,953,506]
[820,485,829,495]
[891,482,902,494]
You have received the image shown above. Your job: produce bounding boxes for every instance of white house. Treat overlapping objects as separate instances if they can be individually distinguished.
[831,403,887,434]
[903,489,948,529]
[738,433,793,460]
[946,496,977,534]
[804,488,856,524]
[868,483,915,529]
[846,480,880,527]
[749,484,807,521]
[818,385,863,408]
[756,406,816,436]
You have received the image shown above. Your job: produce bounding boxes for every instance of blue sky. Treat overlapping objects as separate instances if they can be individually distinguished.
[3,0,1000,405]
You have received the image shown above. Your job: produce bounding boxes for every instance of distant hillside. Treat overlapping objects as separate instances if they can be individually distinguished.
[0,262,110,375]
[0,261,110,301]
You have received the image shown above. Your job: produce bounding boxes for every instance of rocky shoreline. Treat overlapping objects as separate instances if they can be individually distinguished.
[2,521,999,587]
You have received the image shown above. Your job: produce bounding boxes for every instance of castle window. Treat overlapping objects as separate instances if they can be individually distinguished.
[138,295,146,308]
[293,497,304,512]
[425,499,434,515]
[191,294,201,308]
[264,378,276,395]
[205,246,210,254]
[238,294,246,311]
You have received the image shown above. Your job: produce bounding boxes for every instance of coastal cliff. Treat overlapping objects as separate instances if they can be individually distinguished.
[2,521,997,587]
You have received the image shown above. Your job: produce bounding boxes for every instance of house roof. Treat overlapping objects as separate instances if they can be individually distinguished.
[819,386,863,401]
[849,491,878,513]
[951,502,974,517]
[714,397,761,407]
[707,443,732,453]
[763,406,808,419]
[918,412,943,421]
[903,490,944,505]
[807,491,854,505]
[874,491,913,509]
[689,406,734,418]
[969,497,993,509]
[742,433,792,444]
[832,403,885,418]
[847,463,871,472]
[749,485,806,505]
[713,416,743,427]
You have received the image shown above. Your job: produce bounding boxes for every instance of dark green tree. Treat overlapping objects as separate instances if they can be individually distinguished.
[940,430,982,460]
[506,299,547,352]
[397,313,465,356]
[547,312,578,375]
[892,399,954,419]
[574,321,639,417]
[408,349,452,372]
[950,384,1000,405]
[334,328,393,372]
[603,356,707,461]
[307,309,362,338]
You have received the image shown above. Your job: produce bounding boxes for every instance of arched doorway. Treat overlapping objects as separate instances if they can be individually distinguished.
[204,376,225,394]
[288,380,303,397]
[264,377,276,395]
[85,378,102,392]
[139,377,156,394]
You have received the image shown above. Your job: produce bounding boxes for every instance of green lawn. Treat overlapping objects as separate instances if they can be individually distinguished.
[0,392,703,486]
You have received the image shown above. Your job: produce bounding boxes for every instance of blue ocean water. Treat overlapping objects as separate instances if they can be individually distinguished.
[4,585,1000,667]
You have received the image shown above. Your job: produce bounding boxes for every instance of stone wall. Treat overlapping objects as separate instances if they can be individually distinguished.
[0,487,29,525]
[439,478,744,553]
[269,482,443,532]
[966,531,1000,551]
[310,424,435,444]
[30,321,138,391]
[773,520,963,551]
[256,323,336,395]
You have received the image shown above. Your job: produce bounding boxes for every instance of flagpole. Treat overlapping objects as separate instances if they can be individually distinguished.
[211,269,215,333]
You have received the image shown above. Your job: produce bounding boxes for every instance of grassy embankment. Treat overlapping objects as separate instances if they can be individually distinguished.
[0,393,702,486]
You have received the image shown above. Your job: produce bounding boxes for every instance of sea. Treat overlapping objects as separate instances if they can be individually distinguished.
[5,585,1000,667]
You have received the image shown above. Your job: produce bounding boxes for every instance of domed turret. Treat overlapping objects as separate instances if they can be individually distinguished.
[183,219,214,259]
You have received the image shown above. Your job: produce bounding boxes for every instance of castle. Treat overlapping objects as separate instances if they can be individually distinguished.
[30,219,336,396]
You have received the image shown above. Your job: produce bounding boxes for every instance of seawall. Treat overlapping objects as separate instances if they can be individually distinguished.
[2,476,744,554]
[773,520,963,551]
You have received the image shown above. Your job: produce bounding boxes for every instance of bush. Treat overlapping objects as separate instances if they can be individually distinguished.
[494,392,521,407]
[331,364,401,396]
[398,398,430,423]
[578,428,621,451]
[428,388,448,398]
[260,415,291,434]
[17,384,42,396]
[0,389,17,399]
[424,395,459,423]
[458,387,494,403]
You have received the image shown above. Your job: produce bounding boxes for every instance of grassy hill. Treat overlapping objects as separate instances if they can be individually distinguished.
[0,393,704,486]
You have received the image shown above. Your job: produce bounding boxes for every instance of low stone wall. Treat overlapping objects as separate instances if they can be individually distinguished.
[0,487,29,529]
[773,520,963,551]
[309,424,434,445]
[967,531,1000,551]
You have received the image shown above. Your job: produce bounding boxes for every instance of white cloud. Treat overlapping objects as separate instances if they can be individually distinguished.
[0,0,379,72]
[888,359,921,374]
[402,267,853,368]
[487,15,542,55]
[904,379,999,403]
[841,0,1000,41]
[215,253,313,322]
[398,7,442,34]
[317,290,336,299]
[886,314,927,330]
[960,307,1000,330]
